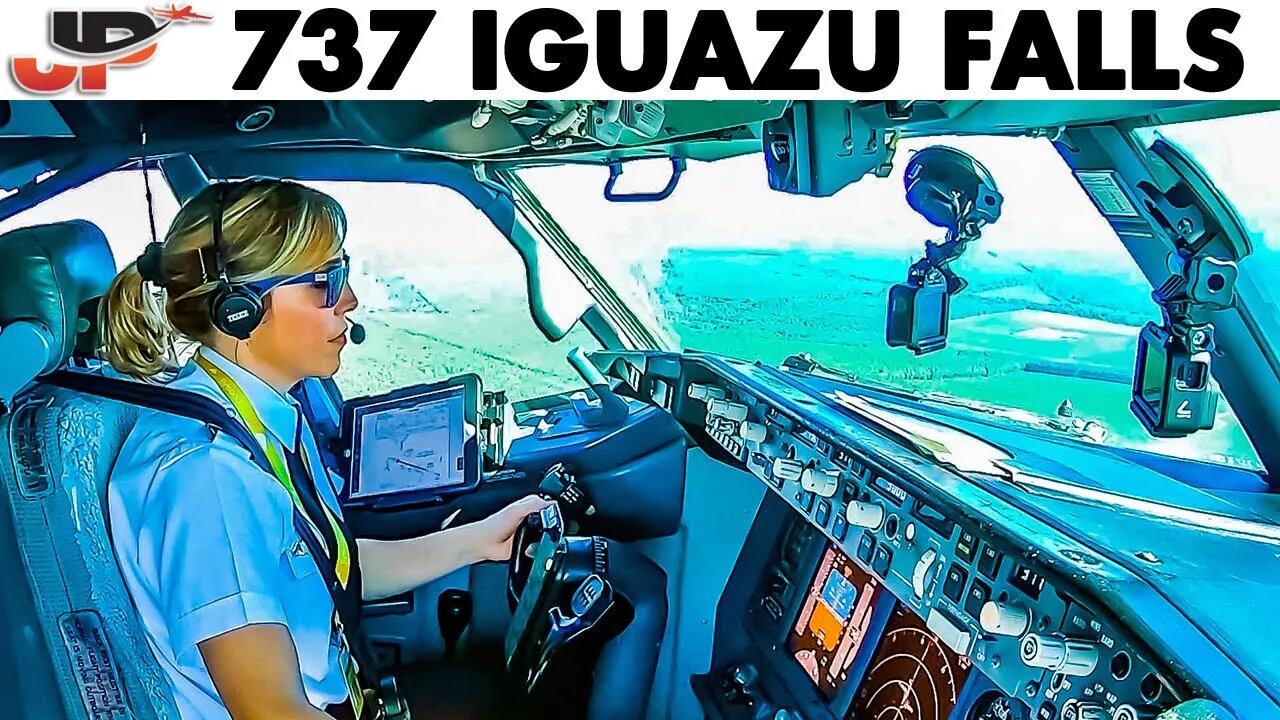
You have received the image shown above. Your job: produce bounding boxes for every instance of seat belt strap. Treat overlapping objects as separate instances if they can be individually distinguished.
[194,354,353,588]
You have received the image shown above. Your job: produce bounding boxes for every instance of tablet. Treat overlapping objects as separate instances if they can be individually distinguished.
[339,374,482,502]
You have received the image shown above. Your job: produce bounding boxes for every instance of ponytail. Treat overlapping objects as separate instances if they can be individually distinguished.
[98,262,177,379]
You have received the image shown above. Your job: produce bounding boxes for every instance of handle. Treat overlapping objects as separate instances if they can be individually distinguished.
[603,157,686,203]
[566,347,629,429]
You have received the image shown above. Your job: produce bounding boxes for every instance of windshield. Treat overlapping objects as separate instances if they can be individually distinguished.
[518,135,1262,470]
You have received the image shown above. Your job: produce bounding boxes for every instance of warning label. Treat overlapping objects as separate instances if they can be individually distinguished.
[59,611,128,719]
[1075,170,1140,218]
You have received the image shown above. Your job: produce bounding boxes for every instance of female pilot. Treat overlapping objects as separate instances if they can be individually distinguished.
[99,177,548,720]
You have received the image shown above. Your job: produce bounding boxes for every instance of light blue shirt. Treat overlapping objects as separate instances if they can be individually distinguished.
[107,346,350,719]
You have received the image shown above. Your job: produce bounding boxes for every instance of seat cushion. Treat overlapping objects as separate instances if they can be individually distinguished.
[0,384,179,719]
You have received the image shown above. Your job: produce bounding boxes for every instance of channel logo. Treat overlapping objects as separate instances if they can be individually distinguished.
[10,5,212,94]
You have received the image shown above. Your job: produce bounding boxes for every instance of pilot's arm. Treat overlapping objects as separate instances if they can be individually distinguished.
[356,494,552,601]
[200,625,333,720]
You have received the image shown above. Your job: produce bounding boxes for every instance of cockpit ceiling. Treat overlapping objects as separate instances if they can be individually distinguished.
[2,99,1279,184]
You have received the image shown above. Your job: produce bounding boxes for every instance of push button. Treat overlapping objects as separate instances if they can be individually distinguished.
[872,545,893,578]
[857,532,876,564]
[832,508,848,541]
[978,543,1002,579]
[815,499,831,527]
[956,529,977,563]
[964,579,991,618]
[942,564,967,603]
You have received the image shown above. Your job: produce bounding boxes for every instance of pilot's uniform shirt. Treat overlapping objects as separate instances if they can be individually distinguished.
[107,346,349,719]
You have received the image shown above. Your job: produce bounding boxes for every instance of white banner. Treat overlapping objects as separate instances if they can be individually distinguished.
[0,0,1275,99]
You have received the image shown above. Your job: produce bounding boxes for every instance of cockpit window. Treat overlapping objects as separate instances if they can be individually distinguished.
[0,169,180,266]
[303,181,601,401]
[518,136,1262,470]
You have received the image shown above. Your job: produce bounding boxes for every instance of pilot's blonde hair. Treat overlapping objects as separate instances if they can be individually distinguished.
[99,177,346,378]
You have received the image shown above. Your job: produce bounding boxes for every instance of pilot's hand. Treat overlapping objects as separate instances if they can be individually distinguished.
[468,495,555,563]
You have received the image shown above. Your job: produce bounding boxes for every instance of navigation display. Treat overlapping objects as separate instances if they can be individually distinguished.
[788,545,882,700]
[343,381,479,500]
[847,604,973,720]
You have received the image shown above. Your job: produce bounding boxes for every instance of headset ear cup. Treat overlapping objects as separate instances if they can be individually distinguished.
[212,285,264,340]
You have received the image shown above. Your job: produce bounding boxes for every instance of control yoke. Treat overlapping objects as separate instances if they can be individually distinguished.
[887,146,1003,355]
[505,502,618,693]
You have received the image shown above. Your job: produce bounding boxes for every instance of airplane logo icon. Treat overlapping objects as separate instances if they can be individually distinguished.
[150,4,212,22]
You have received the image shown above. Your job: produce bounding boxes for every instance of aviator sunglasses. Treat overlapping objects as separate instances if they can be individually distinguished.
[243,253,351,308]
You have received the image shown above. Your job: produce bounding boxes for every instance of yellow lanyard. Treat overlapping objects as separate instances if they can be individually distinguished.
[194,354,352,589]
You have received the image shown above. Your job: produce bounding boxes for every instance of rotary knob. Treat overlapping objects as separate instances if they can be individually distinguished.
[980,601,1031,637]
[845,501,885,529]
[739,421,768,443]
[1020,634,1067,669]
[1063,702,1108,720]
[1110,704,1156,720]
[707,399,748,422]
[1021,635,1099,677]
[771,458,804,483]
[801,467,840,498]
[687,383,725,401]
[911,548,939,598]
[1059,639,1100,677]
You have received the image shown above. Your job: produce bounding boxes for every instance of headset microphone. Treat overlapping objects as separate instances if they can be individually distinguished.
[347,319,366,345]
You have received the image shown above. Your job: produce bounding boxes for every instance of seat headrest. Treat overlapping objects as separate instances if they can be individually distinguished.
[0,220,116,374]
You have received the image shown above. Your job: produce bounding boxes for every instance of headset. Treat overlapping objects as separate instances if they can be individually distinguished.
[208,181,266,340]
[205,180,365,344]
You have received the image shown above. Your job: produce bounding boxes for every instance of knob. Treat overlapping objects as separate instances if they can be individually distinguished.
[1111,704,1152,720]
[801,467,840,498]
[1020,634,1067,669]
[707,399,748,422]
[845,501,885,529]
[688,383,725,401]
[740,421,768,442]
[1064,702,1107,720]
[911,548,939,598]
[772,458,804,483]
[1059,639,1100,677]
[980,601,1031,637]
[1021,635,1099,677]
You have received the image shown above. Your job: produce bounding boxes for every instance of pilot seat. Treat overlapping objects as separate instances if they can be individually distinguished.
[0,219,670,720]
[0,220,180,719]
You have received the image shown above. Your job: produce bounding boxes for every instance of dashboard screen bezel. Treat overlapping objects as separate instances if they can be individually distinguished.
[787,545,885,701]
[750,540,898,719]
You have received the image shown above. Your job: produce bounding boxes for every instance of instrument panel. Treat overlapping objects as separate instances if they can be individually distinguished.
[679,369,1188,720]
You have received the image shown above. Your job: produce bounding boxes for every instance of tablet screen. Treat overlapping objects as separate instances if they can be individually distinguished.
[352,385,468,498]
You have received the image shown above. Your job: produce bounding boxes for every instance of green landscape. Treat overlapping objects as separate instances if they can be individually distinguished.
[653,246,1260,468]
[333,243,1261,471]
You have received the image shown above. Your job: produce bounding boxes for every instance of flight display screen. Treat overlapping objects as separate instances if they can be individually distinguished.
[788,545,882,700]
[847,604,974,720]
